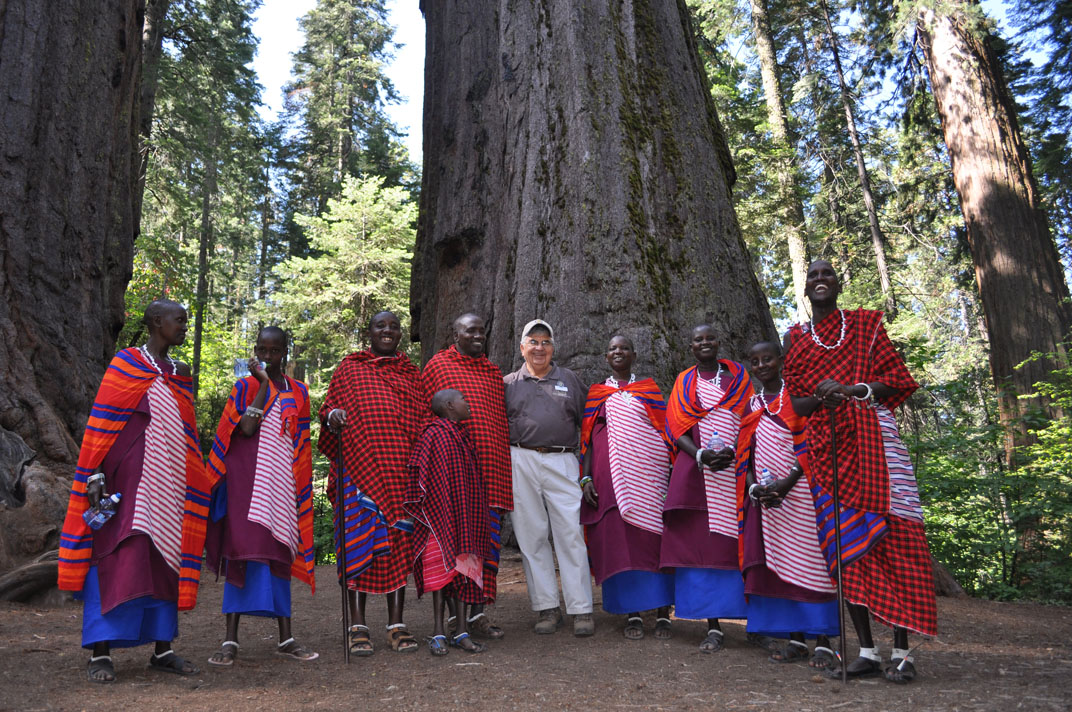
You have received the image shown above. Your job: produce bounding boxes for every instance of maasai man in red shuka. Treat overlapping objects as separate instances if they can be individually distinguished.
[205,326,318,667]
[661,324,751,653]
[420,313,511,640]
[580,335,674,641]
[783,260,937,684]
[319,311,424,655]
[736,341,838,669]
[58,300,208,683]
[405,389,491,655]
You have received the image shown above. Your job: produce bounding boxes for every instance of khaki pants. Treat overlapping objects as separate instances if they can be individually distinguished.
[509,446,593,614]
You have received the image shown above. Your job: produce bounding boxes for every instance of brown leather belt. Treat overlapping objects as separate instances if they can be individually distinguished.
[511,443,576,454]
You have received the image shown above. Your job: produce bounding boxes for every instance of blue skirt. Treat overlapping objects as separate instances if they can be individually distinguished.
[222,561,292,618]
[601,570,674,615]
[673,567,747,620]
[78,566,178,648]
[745,595,840,638]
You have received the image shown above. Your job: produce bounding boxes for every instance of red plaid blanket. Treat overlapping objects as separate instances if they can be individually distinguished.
[783,309,917,514]
[404,418,490,598]
[421,348,512,511]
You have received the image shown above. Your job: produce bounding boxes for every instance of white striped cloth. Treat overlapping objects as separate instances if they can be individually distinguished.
[248,401,301,557]
[752,408,836,593]
[604,390,670,534]
[876,404,924,523]
[132,377,187,573]
[694,375,741,538]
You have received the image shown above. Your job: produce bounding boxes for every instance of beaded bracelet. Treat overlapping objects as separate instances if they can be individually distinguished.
[87,472,105,485]
[245,406,264,419]
[578,476,593,490]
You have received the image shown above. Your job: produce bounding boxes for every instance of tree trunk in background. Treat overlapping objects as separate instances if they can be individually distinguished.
[749,0,810,323]
[916,3,1072,460]
[134,0,170,221]
[193,143,218,399]
[0,0,145,575]
[414,0,774,388]
[819,0,895,318]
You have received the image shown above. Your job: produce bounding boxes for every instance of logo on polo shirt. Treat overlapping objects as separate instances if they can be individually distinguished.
[553,381,569,396]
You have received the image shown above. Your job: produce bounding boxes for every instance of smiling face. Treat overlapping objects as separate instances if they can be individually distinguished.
[156,305,189,347]
[690,325,720,367]
[804,260,840,307]
[454,314,486,358]
[748,342,782,390]
[519,326,554,374]
[368,311,402,356]
[605,335,636,377]
[255,329,288,375]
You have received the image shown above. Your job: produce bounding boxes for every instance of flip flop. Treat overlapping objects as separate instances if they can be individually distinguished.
[149,650,199,676]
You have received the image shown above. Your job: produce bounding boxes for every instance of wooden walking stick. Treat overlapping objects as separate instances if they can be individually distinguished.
[829,405,848,684]
[333,427,351,664]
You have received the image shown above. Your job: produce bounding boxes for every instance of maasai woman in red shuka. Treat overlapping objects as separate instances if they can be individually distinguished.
[580,335,674,641]
[405,389,490,655]
[319,311,424,655]
[661,324,751,653]
[58,300,209,683]
[736,341,838,669]
[205,327,317,666]
[420,313,510,639]
[783,260,936,684]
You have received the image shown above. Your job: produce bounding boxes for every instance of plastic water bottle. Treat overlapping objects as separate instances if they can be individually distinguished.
[706,429,726,452]
[234,359,266,378]
[83,493,122,530]
[757,467,775,487]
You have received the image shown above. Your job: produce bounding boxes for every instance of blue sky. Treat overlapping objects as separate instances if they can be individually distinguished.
[251,0,426,162]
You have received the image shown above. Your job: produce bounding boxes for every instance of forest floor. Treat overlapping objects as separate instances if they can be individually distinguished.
[0,553,1070,712]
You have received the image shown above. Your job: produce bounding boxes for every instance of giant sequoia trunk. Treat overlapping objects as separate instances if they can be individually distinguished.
[0,0,145,580]
[916,3,1072,457]
[413,0,774,387]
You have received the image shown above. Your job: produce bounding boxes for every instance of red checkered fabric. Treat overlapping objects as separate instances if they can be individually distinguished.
[421,348,512,511]
[783,309,917,514]
[842,514,938,636]
[405,418,490,604]
[318,350,424,593]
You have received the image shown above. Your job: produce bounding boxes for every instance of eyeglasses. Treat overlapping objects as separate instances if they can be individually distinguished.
[525,339,553,348]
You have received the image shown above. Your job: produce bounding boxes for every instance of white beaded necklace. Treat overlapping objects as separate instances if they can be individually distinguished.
[762,379,786,416]
[140,343,176,375]
[809,309,847,350]
[604,373,636,387]
[703,361,724,385]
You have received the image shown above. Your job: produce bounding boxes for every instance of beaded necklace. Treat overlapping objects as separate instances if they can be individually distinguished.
[140,343,176,375]
[762,379,786,417]
[809,309,847,350]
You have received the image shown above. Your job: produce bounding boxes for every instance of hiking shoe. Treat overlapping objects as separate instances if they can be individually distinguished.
[573,613,595,637]
[533,607,562,634]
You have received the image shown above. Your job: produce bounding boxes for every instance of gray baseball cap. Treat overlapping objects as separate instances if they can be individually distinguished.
[520,318,554,342]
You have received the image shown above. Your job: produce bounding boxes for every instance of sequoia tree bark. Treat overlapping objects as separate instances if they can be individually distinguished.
[0,0,145,574]
[916,2,1072,457]
[413,0,774,387]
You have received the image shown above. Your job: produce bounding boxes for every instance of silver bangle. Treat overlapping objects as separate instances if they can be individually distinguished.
[245,406,263,418]
[748,483,762,501]
[695,448,707,470]
[852,382,873,401]
[87,472,105,485]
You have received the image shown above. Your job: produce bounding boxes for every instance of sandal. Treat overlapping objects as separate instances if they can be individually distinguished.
[149,649,199,676]
[699,629,724,653]
[468,612,505,640]
[654,617,672,640]
[386,624,418,653]
[87,655,115,684]
[450,632,487,654]
[747,632,780,652]
[810,646,835,670]
[884,657,917,684]
[348,624,374,657]
[624,616,644,641]
[827,654,882,680]
[207,640,239,667]
[769,640,808,663]
[427,634,449,656]
[276,637,319,661]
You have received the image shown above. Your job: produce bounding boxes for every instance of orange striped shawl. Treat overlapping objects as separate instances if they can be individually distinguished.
[207,376,316,592]
[58,348,211,611]
[664,361,751,445]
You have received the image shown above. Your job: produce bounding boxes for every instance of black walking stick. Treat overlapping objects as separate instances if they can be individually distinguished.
[829,405,848,684]
[333,425,351,664]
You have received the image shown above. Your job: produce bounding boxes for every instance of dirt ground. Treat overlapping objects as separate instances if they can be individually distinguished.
[1,553,1070,712]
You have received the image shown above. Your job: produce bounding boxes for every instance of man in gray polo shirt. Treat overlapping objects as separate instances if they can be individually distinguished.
[504,319,594,636]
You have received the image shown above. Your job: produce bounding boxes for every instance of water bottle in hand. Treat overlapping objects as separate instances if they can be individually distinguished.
[706,429,726,452]
[83,492,122,530]
[757,467,775,488]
